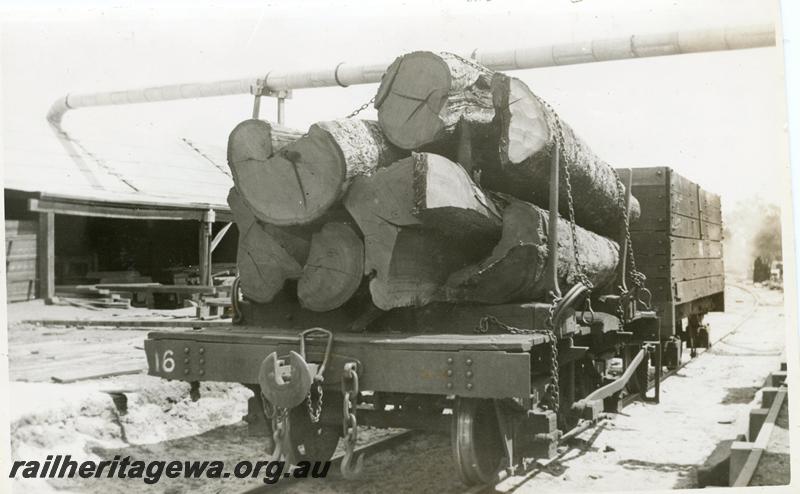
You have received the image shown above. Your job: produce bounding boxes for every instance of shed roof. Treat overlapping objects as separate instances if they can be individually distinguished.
[3,126,233,217]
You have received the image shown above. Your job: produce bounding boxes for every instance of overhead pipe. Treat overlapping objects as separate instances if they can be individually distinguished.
[46,23,775,128]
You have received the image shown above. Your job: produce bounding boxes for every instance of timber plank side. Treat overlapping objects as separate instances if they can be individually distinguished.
[670,170,699,200]
[701,207,722,225]
[637,256,670,280]
[671,238,723,260]
[643,276,724,303]
[641,277,671,301]
[670,189,700,219]
[6,280,37,301]
[702,221,723,240]
[674,276,725,303]
[669,216,723,240]
[700,189,722,212]
[630,167,669,187]
[670,214,701,238]
[631,233,723,259]
[5,220,38,236]
[630,185,668,223]
[631,231,671,256]
[671,258,724,281]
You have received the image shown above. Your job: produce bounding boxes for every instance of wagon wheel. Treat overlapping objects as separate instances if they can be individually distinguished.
[286,403,341,463]
[451,398,505,485]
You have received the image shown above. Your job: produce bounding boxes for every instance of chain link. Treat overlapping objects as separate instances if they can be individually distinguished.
[268,404,289,460]
[341,363,360,445]
[610,168,650,320]
[476,291,561,414]
[440,51,488,73]
[611,168,645,288]
[534,96,595,293]
[306,381,324,423]
[344,96,376,119]
[544,291,561,414]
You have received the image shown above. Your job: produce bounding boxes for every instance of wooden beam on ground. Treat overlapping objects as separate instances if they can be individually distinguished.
[51,367,145,384]
[37,211,55,302]
[88,284,216,294]
[22,318,232,329]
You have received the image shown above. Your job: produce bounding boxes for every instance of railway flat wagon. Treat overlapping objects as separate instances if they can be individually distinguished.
[36,19,773,489]
[144,161,726,484]
[630,167,725,365]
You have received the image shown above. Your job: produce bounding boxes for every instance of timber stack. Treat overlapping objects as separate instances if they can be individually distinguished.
[226,50,637,318]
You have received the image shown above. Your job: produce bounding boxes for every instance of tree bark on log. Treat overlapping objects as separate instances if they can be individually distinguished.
[375,51,496,150]
[343,154,493,310]
[232,119,406,226]
[440,197,620,304]
[227,187,311,303]
[486,74,640,237]
[297,222,365,312]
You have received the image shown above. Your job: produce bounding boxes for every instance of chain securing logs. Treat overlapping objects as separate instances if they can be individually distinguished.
[340,362,365,479]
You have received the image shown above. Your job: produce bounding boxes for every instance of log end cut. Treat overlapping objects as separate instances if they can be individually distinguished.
[237,223,304,303]
[492,74,550,165]
[298,222,365,312]
[376,52,453,149]
[231,125,347,226]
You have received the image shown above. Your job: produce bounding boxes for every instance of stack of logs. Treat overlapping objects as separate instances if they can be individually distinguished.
[227,51,639,314]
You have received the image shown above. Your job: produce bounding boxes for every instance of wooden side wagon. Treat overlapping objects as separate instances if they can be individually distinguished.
[630,167,725,364]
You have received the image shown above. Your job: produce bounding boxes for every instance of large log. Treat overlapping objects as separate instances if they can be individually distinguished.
[440,197,619,304]
[412,152,503,244]
[227,188,310,303]
[227,120,304,223]
[343,154,493,310]
[297,222,365,312]
[375,51,496,150]
[232,119,406,226]
[486,74,640,237]
[228,119,305,165]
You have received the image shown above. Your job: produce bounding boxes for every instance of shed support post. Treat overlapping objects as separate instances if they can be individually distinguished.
[199,210,215,286]
[37,211,55,303]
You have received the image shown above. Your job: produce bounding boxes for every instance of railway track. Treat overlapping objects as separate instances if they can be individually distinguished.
[239,430,417,493]
[242,283,763,494]
[466,282,764,494]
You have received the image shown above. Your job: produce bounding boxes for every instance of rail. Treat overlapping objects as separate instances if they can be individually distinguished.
[238,430,416,493]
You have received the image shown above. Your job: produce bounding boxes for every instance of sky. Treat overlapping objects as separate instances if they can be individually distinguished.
[0,0,790,209]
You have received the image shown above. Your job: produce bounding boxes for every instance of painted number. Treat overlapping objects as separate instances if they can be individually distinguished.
[155,349,176,373]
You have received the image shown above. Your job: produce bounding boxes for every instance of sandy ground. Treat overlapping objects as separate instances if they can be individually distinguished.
[6,283,791,493]
[501,283,789,493]
[7,299,203,382]
[279,283,791,494]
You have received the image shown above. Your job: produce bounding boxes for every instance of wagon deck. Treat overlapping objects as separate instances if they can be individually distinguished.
[145,326,543,400]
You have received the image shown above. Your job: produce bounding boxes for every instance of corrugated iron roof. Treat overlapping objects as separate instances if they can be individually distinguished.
[3,126,233,211]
